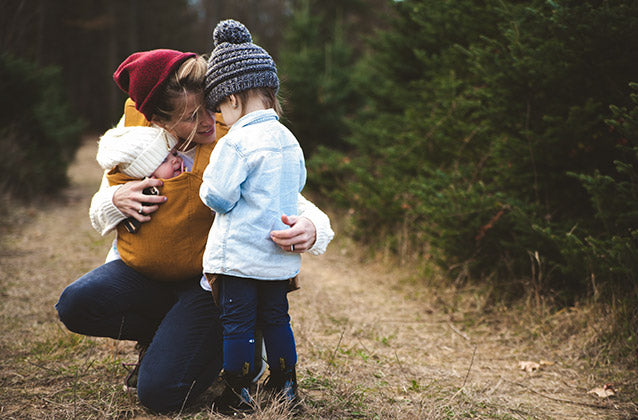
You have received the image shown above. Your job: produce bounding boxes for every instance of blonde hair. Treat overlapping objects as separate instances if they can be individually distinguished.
[234,87,283,117]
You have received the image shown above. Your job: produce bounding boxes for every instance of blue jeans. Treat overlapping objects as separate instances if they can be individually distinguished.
[218,275,297,375]
[55,260,222,413]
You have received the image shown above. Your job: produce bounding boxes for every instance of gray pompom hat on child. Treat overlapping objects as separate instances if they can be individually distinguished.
[204,19,279,109]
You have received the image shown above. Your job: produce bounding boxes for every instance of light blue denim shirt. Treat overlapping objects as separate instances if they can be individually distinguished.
[200,108,306,280]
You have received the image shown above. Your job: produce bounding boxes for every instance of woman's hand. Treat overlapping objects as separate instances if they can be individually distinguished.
[270,215,317,253]
[112,178,166,223]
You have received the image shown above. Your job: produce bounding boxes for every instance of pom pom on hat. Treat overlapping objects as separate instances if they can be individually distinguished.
[205,19,278,109]
[97,126,178,179]
[213,19,252,46]
[113,49,196,121]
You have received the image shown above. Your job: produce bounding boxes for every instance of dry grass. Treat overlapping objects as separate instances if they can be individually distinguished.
[1,138,637,419]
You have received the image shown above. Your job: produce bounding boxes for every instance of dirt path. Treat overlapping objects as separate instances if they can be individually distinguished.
[1,138,636,419]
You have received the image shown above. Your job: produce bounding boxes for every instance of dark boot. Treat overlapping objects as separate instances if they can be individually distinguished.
[215,368,253,414]
[264,358,298,404]
[122,341,149,393]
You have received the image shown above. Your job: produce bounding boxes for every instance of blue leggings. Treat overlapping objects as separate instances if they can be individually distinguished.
[218,275,297,375]
[55,259,223,413]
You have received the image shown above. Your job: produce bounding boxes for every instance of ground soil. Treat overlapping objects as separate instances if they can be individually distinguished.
[0,138,636,419]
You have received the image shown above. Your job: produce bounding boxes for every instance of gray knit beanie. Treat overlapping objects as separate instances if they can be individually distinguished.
[204,19,279,109]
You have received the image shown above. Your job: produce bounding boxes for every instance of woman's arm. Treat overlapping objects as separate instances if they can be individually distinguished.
[89,171,165,235]
[270,194,334,255]
[89,172,125,236]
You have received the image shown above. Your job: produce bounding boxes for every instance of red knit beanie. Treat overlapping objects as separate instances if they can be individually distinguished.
[113,49,197,121]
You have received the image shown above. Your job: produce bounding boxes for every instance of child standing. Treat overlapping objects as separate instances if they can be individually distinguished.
[200,20,305,412]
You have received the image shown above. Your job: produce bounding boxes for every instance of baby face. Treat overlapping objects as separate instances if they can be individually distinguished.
[152,148,184,179]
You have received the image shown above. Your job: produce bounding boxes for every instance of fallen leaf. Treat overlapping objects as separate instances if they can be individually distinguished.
[518,361,541,373]
[588,383,616,398]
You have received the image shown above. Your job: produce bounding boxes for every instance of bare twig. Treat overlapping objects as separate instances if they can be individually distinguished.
[448,344,477,402]
[26,360,60,374]
[461,345,477,389]
[357,337,371,355]
[448,323,470,341]
[177,379,197,418]
[73,366,78,419]
[329,328,346,366]
[394,350,404,372]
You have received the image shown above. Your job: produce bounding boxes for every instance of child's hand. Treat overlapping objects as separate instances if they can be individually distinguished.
[113,178,166,222]
[270,215,317,253]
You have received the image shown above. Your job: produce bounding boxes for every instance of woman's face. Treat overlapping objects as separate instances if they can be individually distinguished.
[158,92,217,145]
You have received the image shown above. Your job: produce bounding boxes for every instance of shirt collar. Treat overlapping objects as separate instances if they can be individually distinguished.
[229,109,279,133]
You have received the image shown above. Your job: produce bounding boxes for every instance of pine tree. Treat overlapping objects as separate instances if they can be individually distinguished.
[278,0,376,155]
[310,0,638,302]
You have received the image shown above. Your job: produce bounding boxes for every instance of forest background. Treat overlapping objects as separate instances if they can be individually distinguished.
[1,0,637,376]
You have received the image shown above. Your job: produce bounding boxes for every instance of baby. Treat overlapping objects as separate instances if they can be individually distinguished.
[97,125,183,181]
[97,126,183,232]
